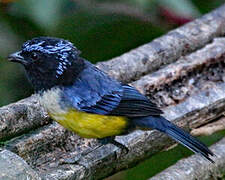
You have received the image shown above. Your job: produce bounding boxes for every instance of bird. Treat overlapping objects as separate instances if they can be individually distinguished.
[8,37,214,162]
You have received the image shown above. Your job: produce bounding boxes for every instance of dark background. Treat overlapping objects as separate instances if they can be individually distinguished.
[0,1,224,179]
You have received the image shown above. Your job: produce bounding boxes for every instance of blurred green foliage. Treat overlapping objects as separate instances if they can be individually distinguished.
[0,1,224,179]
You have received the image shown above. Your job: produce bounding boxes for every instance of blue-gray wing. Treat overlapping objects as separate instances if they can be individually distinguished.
[62,64,162,117]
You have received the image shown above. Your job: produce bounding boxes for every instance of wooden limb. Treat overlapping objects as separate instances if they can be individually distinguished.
[0,95,49,141]
[0,150,41,179]
[191,117,225,136]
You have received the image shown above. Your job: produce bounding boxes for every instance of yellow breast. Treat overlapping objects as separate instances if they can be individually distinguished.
[50,110,128,138]
[39,88,128,138]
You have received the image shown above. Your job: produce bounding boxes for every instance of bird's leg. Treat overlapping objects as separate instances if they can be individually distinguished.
[98,136,129,153]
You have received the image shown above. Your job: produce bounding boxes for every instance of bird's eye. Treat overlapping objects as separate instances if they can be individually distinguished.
[30,52,39,60]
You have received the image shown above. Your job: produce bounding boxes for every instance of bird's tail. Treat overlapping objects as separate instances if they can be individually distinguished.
[133,116,214,162]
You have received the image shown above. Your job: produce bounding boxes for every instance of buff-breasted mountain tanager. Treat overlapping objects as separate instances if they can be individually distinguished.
[8,37,214,162]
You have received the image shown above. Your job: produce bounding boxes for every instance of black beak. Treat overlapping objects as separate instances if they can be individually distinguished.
[8,51,28,66]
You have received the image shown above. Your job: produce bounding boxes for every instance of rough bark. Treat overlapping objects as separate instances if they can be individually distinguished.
[0,96,49,141]
[0,149,41,179]
[191,117,225,136]
[0,4,225,180]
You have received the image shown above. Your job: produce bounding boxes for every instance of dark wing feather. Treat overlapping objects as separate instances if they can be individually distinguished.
[77,84,162,117]
[108,85,162,117]
[62,62,162,117]
[81,92,122,114]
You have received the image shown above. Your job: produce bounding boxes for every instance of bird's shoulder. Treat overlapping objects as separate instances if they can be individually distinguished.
[61,63,123,114]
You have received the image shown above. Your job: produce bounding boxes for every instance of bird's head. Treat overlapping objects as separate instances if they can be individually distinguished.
[8,37,84,92]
